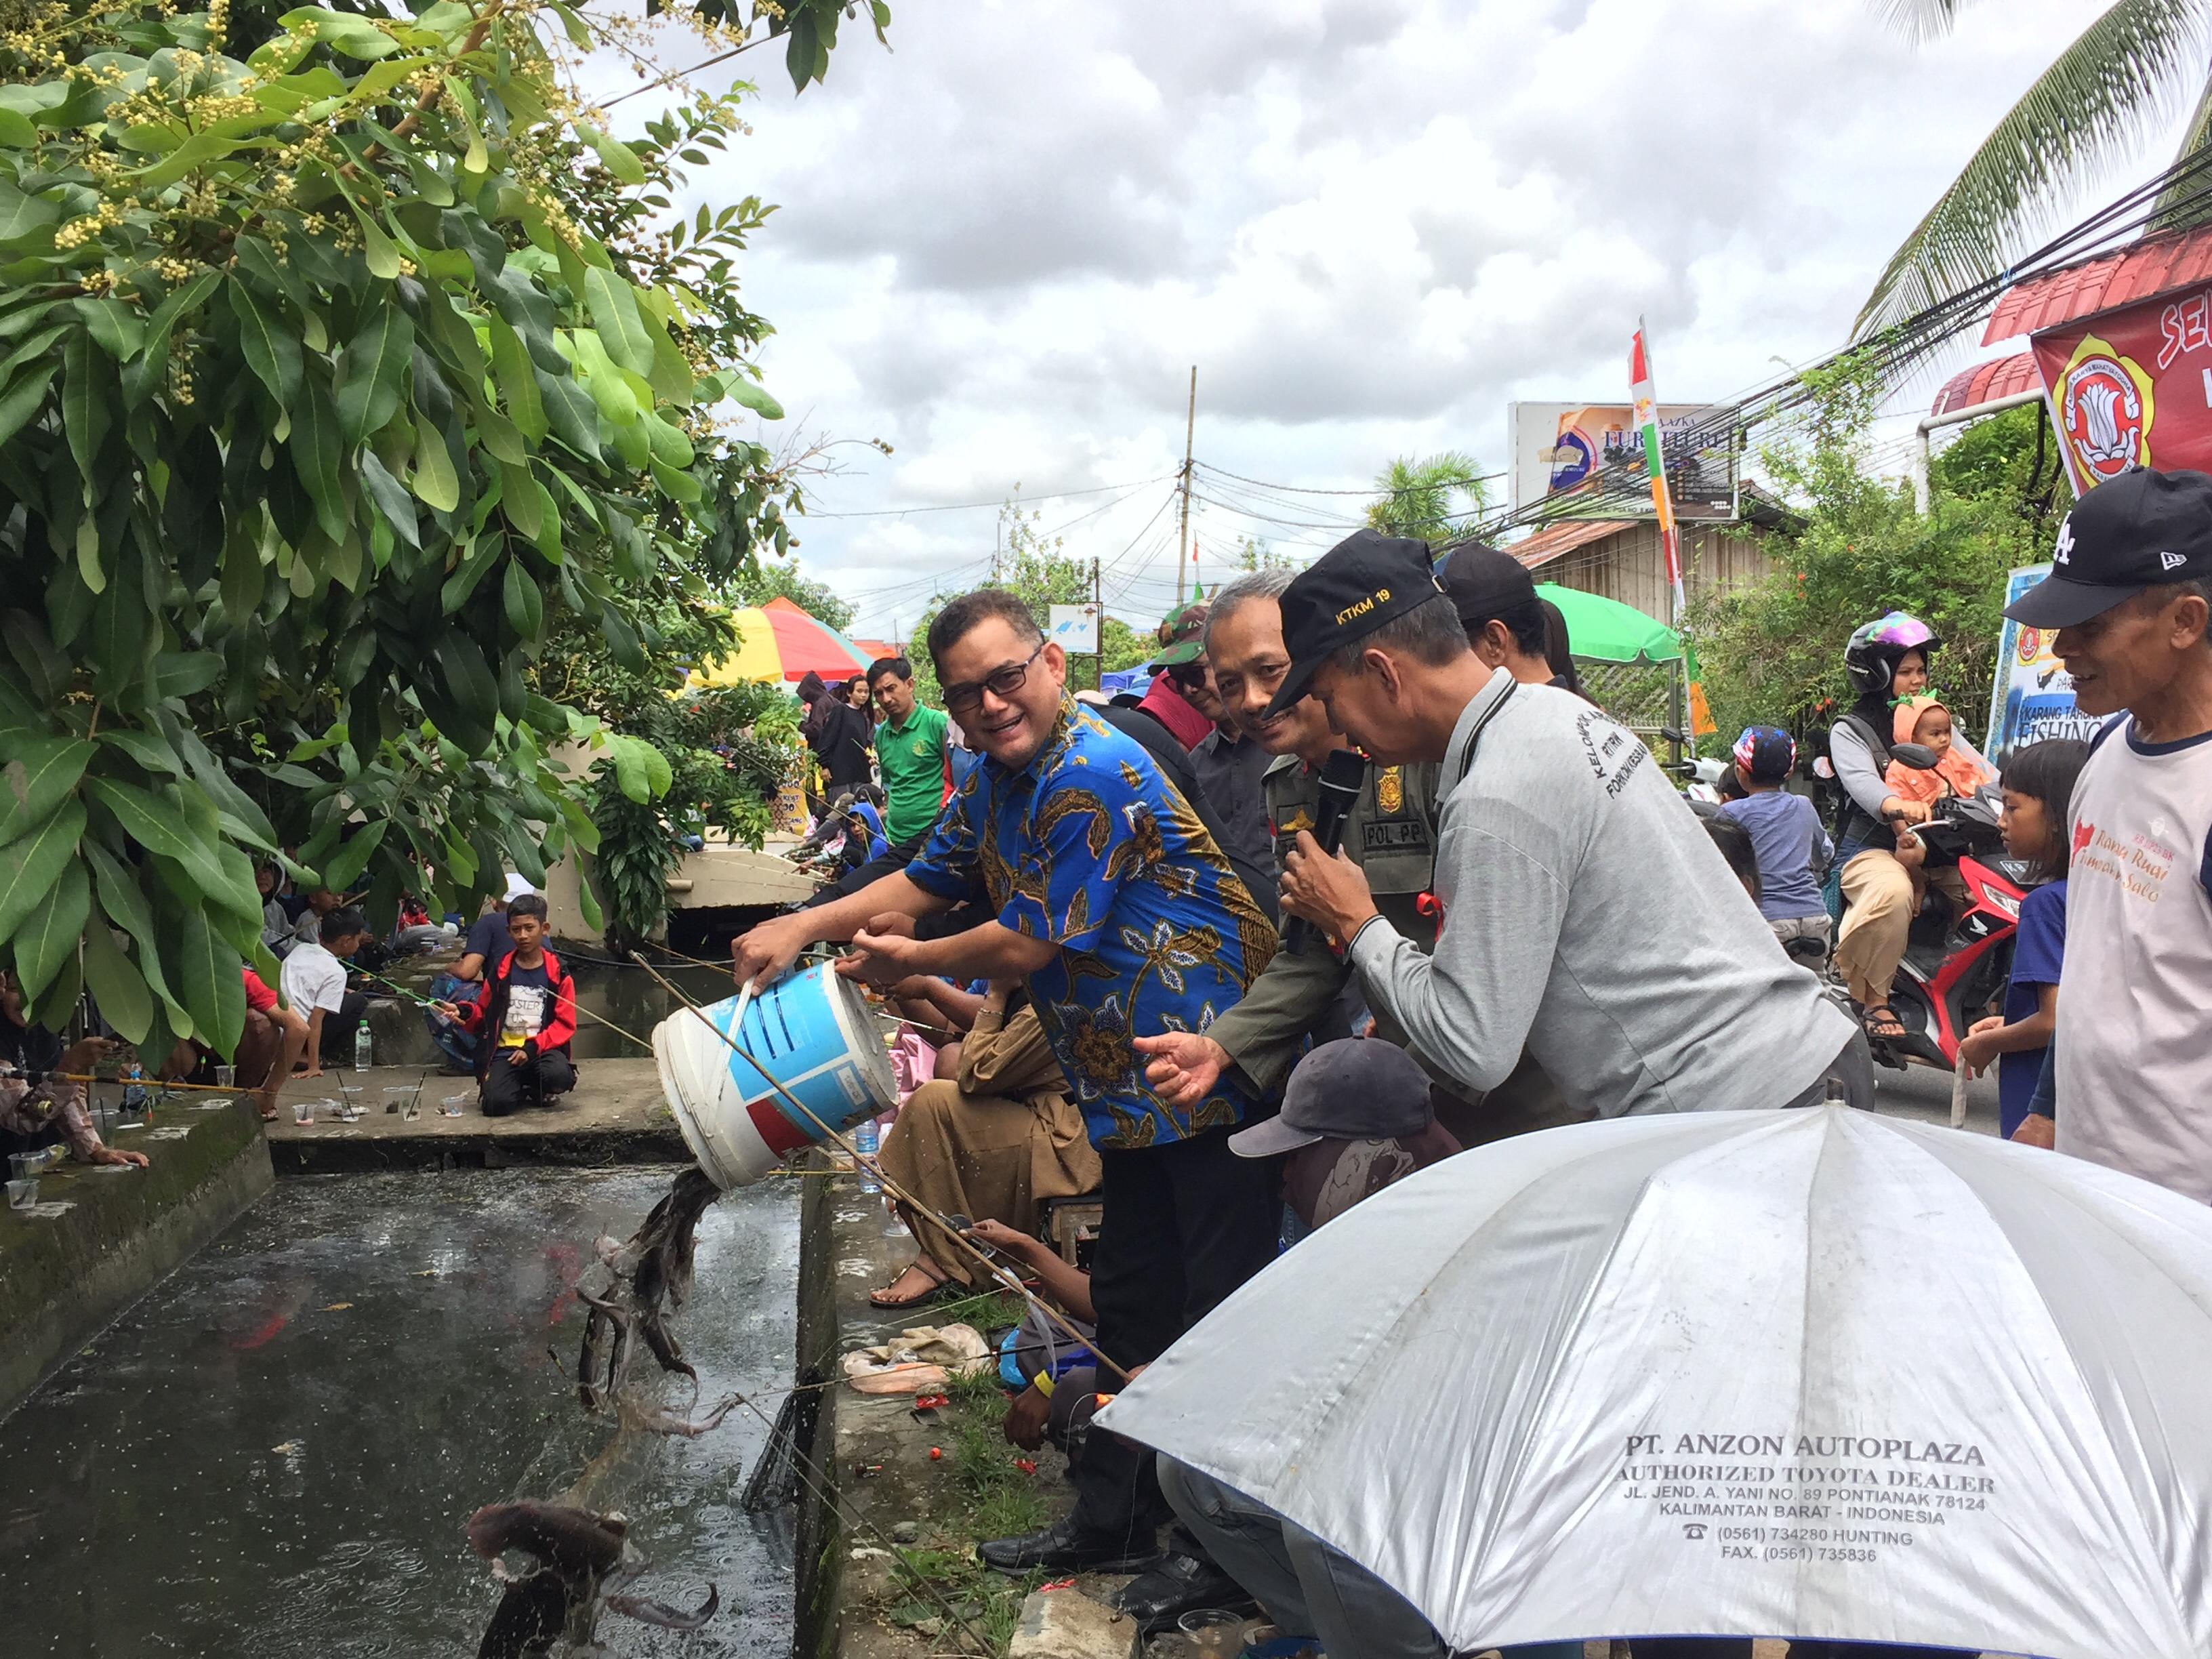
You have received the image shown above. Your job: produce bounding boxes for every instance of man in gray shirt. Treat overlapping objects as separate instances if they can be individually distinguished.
[1265,531,1869,1118]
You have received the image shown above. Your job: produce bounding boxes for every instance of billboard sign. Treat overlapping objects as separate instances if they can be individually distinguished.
[1509,401,1737,518]
[2028,283,2212,491]
[1047,602,1099,654]
[1984,563,2102,760]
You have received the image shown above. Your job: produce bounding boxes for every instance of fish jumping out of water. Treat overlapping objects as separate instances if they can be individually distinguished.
[577,1166,721,1410]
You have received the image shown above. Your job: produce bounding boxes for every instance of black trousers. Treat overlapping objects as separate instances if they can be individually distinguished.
[801,834,924,910]
[1069,1125,1282,1550]
[480,1049,576,1116]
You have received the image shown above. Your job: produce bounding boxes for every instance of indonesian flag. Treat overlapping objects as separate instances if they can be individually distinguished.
[1630,319,1684,618]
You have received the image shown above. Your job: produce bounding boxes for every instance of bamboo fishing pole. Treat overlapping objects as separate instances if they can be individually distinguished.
[628,951,1130,1383]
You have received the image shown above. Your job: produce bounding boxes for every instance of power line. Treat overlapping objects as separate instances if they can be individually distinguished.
[805,475,1173,520]
[1195,460,1507,497]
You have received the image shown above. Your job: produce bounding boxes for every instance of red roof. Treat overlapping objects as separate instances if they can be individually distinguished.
[1984,223,2212,344]
[1511,519,1633,571]
[1930,351,2043,417]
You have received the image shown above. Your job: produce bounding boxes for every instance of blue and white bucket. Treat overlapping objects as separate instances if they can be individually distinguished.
[652,962,899,1191]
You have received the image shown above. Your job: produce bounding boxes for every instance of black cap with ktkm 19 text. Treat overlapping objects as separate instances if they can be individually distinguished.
[2005,467,2212,628]
[1263,530,1448,718]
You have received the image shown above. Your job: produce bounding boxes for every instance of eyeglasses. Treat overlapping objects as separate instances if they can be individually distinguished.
[943,640,1047,716]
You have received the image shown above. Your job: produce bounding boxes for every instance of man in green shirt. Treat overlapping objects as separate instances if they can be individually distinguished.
[804,655,951,907]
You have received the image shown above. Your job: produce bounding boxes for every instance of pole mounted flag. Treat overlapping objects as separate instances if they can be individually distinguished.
[1630,319,1684,621]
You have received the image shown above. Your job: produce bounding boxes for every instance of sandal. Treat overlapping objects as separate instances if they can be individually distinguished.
[869,1259,956,1310]
[1860,1002,1907,1042]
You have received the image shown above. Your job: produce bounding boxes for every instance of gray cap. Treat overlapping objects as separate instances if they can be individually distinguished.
[1229,1038,1434,1157]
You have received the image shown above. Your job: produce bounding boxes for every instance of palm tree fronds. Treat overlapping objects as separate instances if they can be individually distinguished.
[2155,73,2212,228]
[1855,0,2212,341]
[1871,0,1992,45]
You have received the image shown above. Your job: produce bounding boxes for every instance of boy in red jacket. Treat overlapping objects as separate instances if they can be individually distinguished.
[433,894,577,1115]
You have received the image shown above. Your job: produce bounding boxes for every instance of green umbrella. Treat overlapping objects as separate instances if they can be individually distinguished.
[1534,583,1683,665]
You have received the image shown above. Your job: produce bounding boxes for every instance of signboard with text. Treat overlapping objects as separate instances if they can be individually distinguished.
[2028,283,2212,491]
[1047,602,1099,655]
[1509,401,1738,519]
[1984,563,2100,760]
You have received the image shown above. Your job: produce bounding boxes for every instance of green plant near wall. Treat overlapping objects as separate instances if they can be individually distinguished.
[0,0,884,1063]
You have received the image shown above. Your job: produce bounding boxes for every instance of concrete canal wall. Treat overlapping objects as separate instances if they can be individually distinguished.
[0,1094,272,1416]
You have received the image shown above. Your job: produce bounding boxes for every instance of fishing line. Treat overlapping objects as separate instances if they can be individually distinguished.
[629,952,1130,1382]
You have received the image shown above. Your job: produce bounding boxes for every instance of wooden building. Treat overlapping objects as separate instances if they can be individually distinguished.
[1505,504,1786,621]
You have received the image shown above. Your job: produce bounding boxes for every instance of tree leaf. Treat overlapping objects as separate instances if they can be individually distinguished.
[582,267,655,379]
[96,728,179,776]
[0,736,93,845]
[488,314,546,443]
[502,558,543,638]
[81,907,153,1042]
[318,817,387,892]
[290,369,348,541]
[577,122,647,185]
[358,450,421,546]
[336,305,414,446]
[75,295,147,361]
[0,361,60,450]
[12,854,87,1000]
[0,798,84,944]
[62,329,114,478]
[727,374,784,420]
[351,205,403,279]
[171,902,245,1057]
[228,275,302,404]
[411,419,459,512]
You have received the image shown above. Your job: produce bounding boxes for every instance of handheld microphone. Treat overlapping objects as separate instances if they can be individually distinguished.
[1284,749,1371,956]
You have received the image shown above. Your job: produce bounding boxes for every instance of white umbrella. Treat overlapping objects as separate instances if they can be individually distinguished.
[1099,1107,2212,1658]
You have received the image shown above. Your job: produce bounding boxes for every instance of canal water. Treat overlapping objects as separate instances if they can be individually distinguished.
[0,1168,801,1658]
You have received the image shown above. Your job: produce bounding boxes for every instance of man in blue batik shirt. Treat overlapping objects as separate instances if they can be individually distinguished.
[733,589,1282,1578]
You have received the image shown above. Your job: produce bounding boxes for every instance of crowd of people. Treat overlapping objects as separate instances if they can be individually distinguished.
[735,462,2211,1652]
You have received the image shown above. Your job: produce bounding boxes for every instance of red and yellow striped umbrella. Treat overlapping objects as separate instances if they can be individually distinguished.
[690,597,876,687]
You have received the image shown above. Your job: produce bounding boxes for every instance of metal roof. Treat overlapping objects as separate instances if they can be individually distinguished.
[1510,518,1635,571]
[1984,224,2212,344]
[1930,351,2043,417]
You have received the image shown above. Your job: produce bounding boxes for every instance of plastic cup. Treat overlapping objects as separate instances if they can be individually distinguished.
[291,1101,314,1125]
[7,1176,37,1210]
[1179,1610,1244,1658]
[214,1065,235,1088]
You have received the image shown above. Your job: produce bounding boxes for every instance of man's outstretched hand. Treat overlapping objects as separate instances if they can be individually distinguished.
[1132,1030,1230,1110]
[731,914,815,992]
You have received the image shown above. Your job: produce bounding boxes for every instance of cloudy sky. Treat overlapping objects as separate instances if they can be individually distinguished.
[600,0,2158,642]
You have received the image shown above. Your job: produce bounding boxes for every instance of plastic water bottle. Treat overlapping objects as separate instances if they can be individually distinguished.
[853,1118,880,1193]
[120,1061,147,1115]
[354,1023,373,1072]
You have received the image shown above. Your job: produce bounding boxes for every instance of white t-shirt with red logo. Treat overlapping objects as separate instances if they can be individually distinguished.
[2055,718,2212,1200]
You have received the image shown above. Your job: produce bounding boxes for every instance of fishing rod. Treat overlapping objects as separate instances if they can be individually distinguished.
[628,951,1130,1383]
[351,962,663,1057]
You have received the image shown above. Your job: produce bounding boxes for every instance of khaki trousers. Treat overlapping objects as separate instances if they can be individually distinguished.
[1834,848,1914,1006]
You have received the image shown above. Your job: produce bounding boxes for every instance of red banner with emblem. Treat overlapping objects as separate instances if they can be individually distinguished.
[2030,285,2212,492]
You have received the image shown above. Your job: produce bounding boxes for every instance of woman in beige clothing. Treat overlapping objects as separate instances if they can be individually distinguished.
[869,980,1102,1309]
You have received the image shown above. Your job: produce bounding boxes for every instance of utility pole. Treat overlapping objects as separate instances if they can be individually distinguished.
[1176,365,1196,605]
[1092,557,1103,693]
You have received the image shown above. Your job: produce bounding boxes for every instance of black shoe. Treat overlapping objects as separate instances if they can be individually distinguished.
[976,1515,1160,1574]
[1113,1551,1258,1633]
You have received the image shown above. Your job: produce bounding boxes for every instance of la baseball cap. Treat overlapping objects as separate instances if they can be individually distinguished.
[1230,1038,1435,1157]
[2005,467,2212,628]
[1438,541,1538,630]
[1148,601,1210,669]
[1732,726,1795,784]
[1262,530,1448,719]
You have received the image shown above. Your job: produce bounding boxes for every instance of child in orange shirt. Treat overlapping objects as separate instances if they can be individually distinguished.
[1884,696,1994,806]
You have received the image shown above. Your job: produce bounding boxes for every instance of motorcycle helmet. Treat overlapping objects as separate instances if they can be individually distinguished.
[1843,612,1940,696]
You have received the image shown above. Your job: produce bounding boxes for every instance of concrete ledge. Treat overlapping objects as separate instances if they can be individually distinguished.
[0,1094,272,1416]
[262,1059,691,1174]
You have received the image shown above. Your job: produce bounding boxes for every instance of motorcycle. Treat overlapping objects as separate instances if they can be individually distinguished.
[1867,742,2030,1070]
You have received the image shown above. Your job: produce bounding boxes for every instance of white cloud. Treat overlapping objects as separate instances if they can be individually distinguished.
[608,0,2136,635]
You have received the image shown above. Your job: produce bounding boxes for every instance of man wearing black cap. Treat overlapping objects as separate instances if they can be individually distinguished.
[1999,467,2212,1198]
[1259,529,1867,1119]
